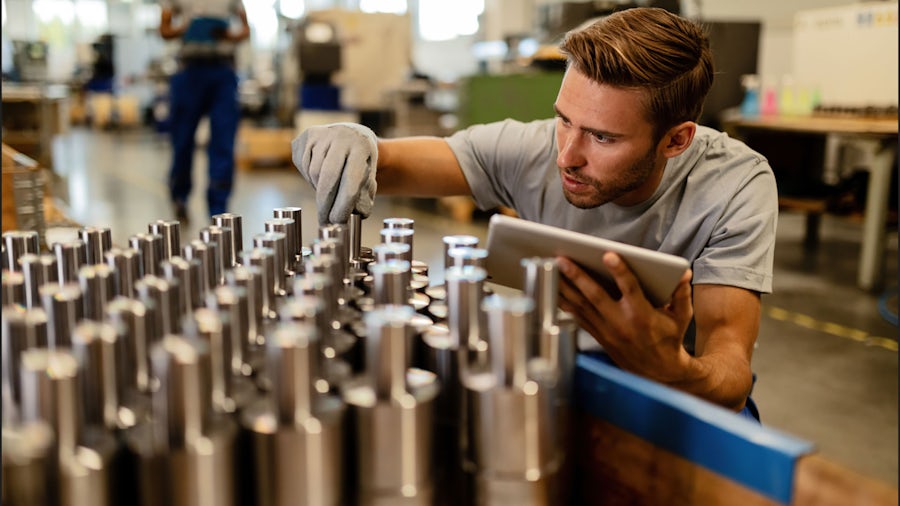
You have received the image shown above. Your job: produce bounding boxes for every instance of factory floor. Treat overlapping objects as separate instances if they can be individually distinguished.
[48,125,898,487]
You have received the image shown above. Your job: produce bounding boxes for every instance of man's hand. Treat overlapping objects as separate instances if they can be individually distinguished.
[557,251,695,383]
[291,123,378,225]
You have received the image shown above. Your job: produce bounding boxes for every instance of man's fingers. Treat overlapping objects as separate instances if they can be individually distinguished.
[602,252,646,304]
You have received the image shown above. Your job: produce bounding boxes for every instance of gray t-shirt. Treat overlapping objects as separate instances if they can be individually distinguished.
[446,118,777,294]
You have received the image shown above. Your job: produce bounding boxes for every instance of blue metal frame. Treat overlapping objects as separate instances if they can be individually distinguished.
[574,352,815,504]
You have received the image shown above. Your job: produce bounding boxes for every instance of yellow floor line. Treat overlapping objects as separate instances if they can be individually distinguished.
[763,305,898,352]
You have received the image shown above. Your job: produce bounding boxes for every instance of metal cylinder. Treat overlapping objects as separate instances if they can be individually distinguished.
[273,207,302,257]
[78,264,116,322]
[70,320,128,430]
[349,212,363,260]
[104,247,141,298]
[160,256,199,317]
[373,243,410,264]
[201,225,234,280]
[319,224,350,279]
[140,335,239,506]
[3,230,41,272]
[448,247,488,270]
[104,297,154,394]
[208,285,254,377]
[54,239,87,283]
[40,282,84,349]
[2,307,49,416]
[183,239,219,294]
[17,253,57,308]
[442,235,479,276]
[242,247,277,319]
[1,420,54,506]
[226,265,265,348]
[312,238,347,291]
[468,294,563,505]
[149,220,181,261]
[371,260,411,306]
[254,232,288,296]
[446,266,489,371]
[212,213,244,264]
[379,228,414,264]
[19,348,117,506]
[129,233,164,278]
[135,275,179,338]
[241,321,346,506]
[2,270,25,308]
[343,305,438,505]
[79,226,113,266]
[266,218,300,272]
[383,217,415,231]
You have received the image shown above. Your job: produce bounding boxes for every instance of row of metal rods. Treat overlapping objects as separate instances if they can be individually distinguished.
[1,209,576,506]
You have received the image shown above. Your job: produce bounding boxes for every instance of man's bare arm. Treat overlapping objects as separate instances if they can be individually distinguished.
[376,137,472,197]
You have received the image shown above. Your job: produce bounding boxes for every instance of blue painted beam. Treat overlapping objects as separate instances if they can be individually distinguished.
[575,352,816,504]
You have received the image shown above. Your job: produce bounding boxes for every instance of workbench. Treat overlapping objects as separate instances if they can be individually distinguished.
[722,113,898,291]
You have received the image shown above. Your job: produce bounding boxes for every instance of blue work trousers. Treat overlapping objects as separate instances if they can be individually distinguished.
[168,62,239,217]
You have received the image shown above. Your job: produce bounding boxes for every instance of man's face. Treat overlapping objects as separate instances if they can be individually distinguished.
[553,68,665,208]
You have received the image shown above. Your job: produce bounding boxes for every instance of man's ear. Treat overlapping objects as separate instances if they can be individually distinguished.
[660,121,696,158]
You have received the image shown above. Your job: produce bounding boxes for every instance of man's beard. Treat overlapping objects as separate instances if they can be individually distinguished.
[560,147,658,209]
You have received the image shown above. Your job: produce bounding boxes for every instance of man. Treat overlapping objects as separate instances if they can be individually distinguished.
[291,8,777,419]
[160,0,250,221]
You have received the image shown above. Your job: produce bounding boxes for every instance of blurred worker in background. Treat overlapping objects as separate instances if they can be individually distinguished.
[291,7,778,422]
[159,0,250,222]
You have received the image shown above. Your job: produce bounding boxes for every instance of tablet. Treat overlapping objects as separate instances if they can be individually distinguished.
[484,214,690,307]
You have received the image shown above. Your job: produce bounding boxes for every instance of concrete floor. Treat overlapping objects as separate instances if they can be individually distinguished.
[49,126,898,486]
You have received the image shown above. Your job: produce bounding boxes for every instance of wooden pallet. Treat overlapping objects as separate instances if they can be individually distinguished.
[235,126,296,170]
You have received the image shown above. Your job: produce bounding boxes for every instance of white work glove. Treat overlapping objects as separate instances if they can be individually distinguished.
[291,122,378,225]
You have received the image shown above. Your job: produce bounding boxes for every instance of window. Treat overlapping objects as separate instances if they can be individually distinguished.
[418,0,483,41]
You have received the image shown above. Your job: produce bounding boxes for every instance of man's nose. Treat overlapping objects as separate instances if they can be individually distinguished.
[557,131,584,169]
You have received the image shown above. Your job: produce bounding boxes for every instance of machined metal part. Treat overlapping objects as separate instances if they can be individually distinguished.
[201,225,235,280]
[266,218,300,272]
[278,294,354,386]
[343,305,439,506]
[212,213,244,264]
[3,230,41,272]
[448,247,488,270]
[226,264,266,347]
[130,232,164,277]
[349,212,364,260]
[319,224,351,279]
[149,220,182,261]
[241,321,346,506]
[1,419,54,506]
[293,273,356,356]
[442,235,480,277]
[19,347,119,506]
[104,247,141,298]
[79,226,113,266]
[243,247,278,319]
[70,320,135,430]
[78,264,116,322]
[183,308,256,414]
[17,253,57,308]
[313,237,348,291]
[54,239,87,283]
[253,232,289,296]
[135,275,180,338]
[183,239,220,293]
[40,282,84,349]
[466,294,564,505]
[373,242,410,264]
[141,335,239,506]
[104,297,155,394]
[2,306,49,417]
[208,284,256,377]
[379,228,414,265]
[2,270,25,308]
[370,260,412,306]
[273,207,303,258]
[161,256,199,318]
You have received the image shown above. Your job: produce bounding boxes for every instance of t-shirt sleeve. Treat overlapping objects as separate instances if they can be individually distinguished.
[691,156,778,294]
[445,119,556,211]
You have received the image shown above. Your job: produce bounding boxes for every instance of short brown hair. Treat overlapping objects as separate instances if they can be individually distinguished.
[560,8,714,140]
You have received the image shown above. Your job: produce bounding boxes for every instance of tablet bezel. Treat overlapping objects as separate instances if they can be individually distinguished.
[483,214,690,307]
